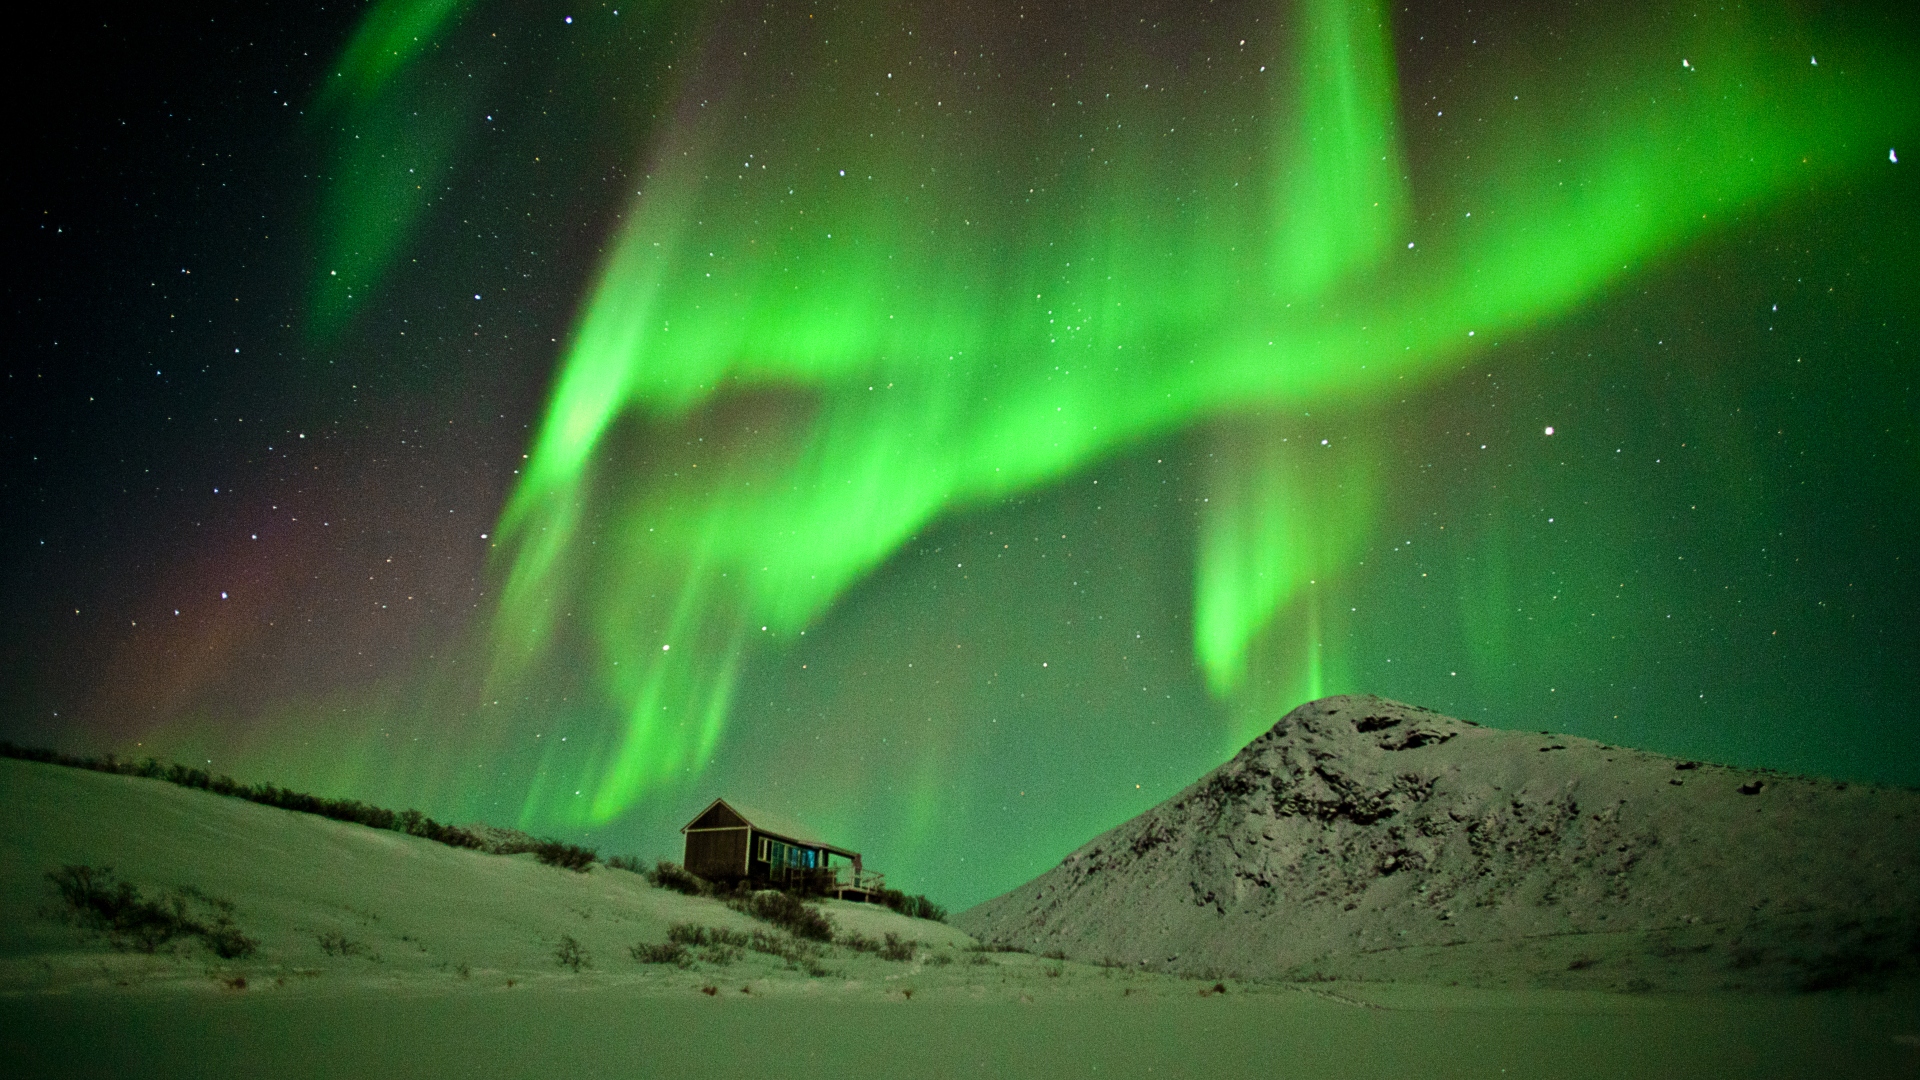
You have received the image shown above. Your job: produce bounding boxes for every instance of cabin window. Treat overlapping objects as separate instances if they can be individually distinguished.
[757,840,819,871]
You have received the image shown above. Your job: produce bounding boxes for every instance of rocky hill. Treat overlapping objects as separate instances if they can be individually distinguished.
[957,695,1920,992]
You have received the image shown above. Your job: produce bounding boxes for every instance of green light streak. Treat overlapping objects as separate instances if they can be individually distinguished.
[1195,416,1376,701]
[1274,0,1406,296]
[315,1,1915,825]
[320,0,474,107]
[307,0,479,337]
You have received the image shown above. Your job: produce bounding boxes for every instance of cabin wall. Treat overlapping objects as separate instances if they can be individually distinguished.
[687,803,749,831]
[746,829,770,884]
[684,828,749,880]
[748,832,836,887]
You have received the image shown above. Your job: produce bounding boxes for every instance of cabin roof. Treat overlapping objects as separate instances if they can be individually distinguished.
[681,797,859,859]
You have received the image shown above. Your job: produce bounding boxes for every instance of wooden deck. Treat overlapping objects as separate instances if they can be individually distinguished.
[768,864,887,901]
[829,872,887,902]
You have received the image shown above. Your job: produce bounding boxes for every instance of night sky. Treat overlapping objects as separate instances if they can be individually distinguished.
[7,0,1916,910]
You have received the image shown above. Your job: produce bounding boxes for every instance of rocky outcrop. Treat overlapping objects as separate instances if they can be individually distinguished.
[958,695,1920,991]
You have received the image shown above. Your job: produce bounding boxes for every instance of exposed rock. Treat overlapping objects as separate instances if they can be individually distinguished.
[957,695,1920,992]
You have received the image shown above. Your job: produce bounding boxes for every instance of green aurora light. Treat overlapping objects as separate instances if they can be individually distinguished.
[310,0,1916,838]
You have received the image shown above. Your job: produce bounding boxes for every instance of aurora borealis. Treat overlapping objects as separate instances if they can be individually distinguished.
[7,0,1917,908]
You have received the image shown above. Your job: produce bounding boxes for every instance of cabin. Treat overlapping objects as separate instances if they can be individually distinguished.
[680,797,885,901]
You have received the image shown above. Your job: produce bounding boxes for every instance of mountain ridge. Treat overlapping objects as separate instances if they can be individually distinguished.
[957,695,1920,991]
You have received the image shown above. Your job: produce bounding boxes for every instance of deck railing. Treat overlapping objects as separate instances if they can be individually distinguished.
[767,864,887,895]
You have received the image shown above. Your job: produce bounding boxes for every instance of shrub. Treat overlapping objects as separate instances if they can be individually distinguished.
[605,855,644,874]
[872,887,947,923]
[317,929,363,957]
[0,744,486,854]
[393,808,483,849]
[49,865,178,952]
[202,922,258,960]
[630,941,692,968]
[842,929,931,962]
[839,931,881,954]
[747,929,806,960]
[47,865,256,959]
[729,926,829,976]
[645,861,711,896]
[668,923,750,948]
[532,839,598,872]
[879,932,917,962]
[744,929,826,969]
[555,934,591,971]
[728,890,834,942]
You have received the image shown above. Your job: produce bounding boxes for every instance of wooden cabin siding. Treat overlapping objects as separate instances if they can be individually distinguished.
[681,797,865,893]
[686,802,749,831]
[684,827,749,880]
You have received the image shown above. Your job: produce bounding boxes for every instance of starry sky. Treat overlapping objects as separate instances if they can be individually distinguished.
[5,0,1916,910]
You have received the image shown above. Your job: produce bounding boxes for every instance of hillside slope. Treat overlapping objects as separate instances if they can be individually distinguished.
[0,756,969,995]
[2,737,1917,1079]
[957,696,1920,991]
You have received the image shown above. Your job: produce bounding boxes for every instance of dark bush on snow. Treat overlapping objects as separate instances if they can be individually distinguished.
[2,743,483,855]
[873,887,948,923]
[531,839,598,872]
[554,934,591,971]
[839,931,880,954]
[630,941,692,968]
[644,861,711,896]
[739,928,829,975]
[838,930,914,961]
[728,890,834,942]
[48,865,257,959]
[668,923,751,948]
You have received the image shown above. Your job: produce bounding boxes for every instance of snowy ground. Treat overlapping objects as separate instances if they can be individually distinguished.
[962,696,1920,994]
[3,757,1915,1077]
